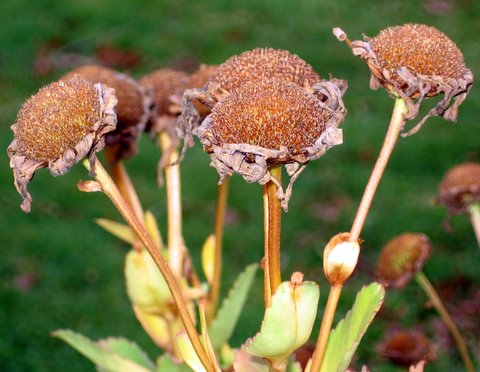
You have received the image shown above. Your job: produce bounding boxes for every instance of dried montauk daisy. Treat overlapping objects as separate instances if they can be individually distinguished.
[197,77,346,209]
[437,162,480,215]
[61,65,151,161]
[178,47,324,150]
[376,233,432,288]
[378,328,433,367]
[334,24,473,135]
[8,76,117,212]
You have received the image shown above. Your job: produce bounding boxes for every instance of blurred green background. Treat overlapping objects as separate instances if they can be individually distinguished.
[1,0,479,370]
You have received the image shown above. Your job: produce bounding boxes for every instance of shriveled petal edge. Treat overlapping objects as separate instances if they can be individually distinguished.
[7,82,117,212]
[345,32,473,135]
[436,184,480,215]
[196,79,346,210]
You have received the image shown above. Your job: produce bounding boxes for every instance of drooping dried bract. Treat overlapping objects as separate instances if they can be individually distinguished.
[376,233,432,288]
[8,76,117,212]
[197,78,346,209]
[178,48,322,150]
[62,65,150,161]
[378,329,433,367]
[334,24,473,135]
[437,162,480,215]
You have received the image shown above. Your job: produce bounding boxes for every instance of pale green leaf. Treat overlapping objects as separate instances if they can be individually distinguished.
[156,354,191,372]
[201,235,215,285]
[209,263,258,349]
[52,329,151,372]
[144,210,164,251]
[320,282,385,372]
[176,332,206,372]
[98,337,154,370]
[95,218,136,245]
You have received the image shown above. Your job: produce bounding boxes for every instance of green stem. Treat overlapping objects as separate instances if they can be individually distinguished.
[311,98,407,371]
[83,158,215,372]
[468,203,480,249]
[263,165,282,307]
[159,132,185,278]
[207,176,230,324]
[415,271,474,372]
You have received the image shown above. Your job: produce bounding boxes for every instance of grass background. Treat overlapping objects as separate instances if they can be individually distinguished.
[0,0,479,370]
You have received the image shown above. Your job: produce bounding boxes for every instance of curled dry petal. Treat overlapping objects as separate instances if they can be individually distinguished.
[335,24,473,135]
[196,78,346,210]
[376,233,432,289]
[7,76,117,212]
[62,65,151,161]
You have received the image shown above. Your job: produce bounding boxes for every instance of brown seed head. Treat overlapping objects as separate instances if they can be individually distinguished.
[379,329,433,367]
[210,48,321,92]
[207,79,332,153]
[377,233,432,288]
[371,24,467,79]
[14,77,102,162]
[437,162,480,213]
[62,65,146,129]
[189,64,218,88]
[139,68,190,116]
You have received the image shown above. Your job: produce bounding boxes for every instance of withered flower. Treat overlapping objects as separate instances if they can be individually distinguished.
[8,76,117,212]
[189,64,218,89]
[334,24,473,135]
[178,47,325,149]
[378,328,433,368]
[376,233,432,288]
[437,162,480,215]
[197,77,346,208]
[61,65,150,161]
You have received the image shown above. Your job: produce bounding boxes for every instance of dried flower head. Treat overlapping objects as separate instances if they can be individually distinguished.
[178,48,324,150]
[376,233,432,288]
[197,77,346,209]
[334,24,473,135]
[378,328,433,367]
[437,162,480,215]
[189,64,218,89]
[8,76,117,212]
[61,65,150,161]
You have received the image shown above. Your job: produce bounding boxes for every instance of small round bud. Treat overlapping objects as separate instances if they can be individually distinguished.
[323,233,360,286]
[378,329,433,367]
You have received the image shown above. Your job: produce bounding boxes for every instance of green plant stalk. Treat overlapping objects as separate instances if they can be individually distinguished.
[468,203,480,249]
[311,98,407,371]
[415,271,474,372]
[207,176,230,324]
[263,165,283,307]
[159,132,185,278]
[83,158,216,372]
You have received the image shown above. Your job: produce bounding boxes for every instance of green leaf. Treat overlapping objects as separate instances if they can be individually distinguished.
[156,354,191,372]
[98,337,155,370]
[245,279,320,365]
[176,332,206,372]
[95,218,136,245]
[52,329,151,372]
[208,263,258,350]
[320,282,385,372]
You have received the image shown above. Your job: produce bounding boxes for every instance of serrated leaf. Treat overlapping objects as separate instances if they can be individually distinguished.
[320,282,385,372]
[201,235,215,285]
[98,337,154,370]
[156,354,191,372]
[208,263,258,350]
[96,218,136,245]
[245,279,319,366]
[52,329,151,372]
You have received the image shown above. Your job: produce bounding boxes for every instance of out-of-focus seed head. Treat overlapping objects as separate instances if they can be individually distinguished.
[378,329,433,368]
[210,48,321,92]
[334,24,473,135]
[61,65,150,161]
[437,162,480,214]
[376,233,432,288]
[8,76,117,212]
[189,64,218,89]
[197,77,346,209]
[178,48,322,152]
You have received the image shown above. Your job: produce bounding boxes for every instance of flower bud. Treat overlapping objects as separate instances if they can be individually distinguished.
[323,233,360,286]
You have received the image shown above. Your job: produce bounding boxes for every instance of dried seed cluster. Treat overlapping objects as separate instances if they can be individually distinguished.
[208,79,332,153]
[379,329,432,367]
[14,77,101,162]
[437,162,480,213]
[209,48,321,91]
[377,233,431,288]
[371,24,467,79]
[189,64,217,89]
